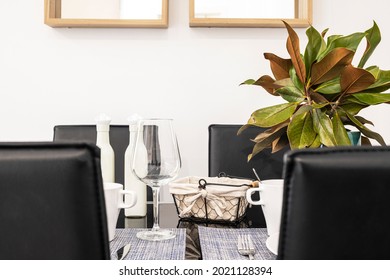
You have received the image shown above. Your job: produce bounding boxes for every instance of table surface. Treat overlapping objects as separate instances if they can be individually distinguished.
[116,202,273,260]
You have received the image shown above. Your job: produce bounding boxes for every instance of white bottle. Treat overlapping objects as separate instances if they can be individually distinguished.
[124,114,147,217]
[96,113,115,183]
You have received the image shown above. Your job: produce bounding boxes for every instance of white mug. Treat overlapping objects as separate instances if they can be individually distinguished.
[103,183,137,241]
[246,179,284,237]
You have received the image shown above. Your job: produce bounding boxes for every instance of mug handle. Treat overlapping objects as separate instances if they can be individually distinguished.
[119,190,137,208]
[246,188,264,205]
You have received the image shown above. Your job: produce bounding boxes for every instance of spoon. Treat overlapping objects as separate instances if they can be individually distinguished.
[252,168,261,183]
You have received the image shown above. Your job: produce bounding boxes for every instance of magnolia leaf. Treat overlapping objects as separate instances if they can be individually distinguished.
[253,121,289,142]
[321,28,329,38]
[319,32,365,61]
[249,125,287,160]
[293,104,313,117]
[287,111,316,149]
[339,101,368,115]
[304,25,326,76]
[326,35,343,48]
[344,110,386,145]
[366,66,380,79]
[240,79,256,85]
[354,115,374,126]
[312,109,337,146]
[358,21,381,68]
[274,78,294,87]
[283,21,306,84]
[311,48,354,85]
[331,111,351,145]
[237,124,251,135]
[315,77,341,94]
[249,103,298,127]
[351,93,390,105]
[366,69,390,92]
[272,134,289,153]
[340,65,375,94]
[309,134,322,148]
[275,86,305,102]
[264,53,292,80]
[248,141,270,161]
[361,136,372,146]
[289,67,304,92]
[310,91,331,104]
[242,75,281,96]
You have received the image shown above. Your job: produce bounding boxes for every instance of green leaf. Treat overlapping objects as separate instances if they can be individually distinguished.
[248,103,298,127]
[287,111,316,149]
[289,67,304,92]
[321,28,329,38]
[331,111,351,145]
[309,134,322,148]
[351,93,390,105]
[366,66,380,79]
[366,69,390,93]
[293,104,313,116]
[283,21,306,84]
[318,32,365,61]
[339,101,368,115]
[343,110,386,145]
[340,65,375,94]
[304,26,326,76]
[264,53,292,80]
[312,109,337,146]
[358,21,381,68]
[241,75,281,96]
[311,48,354,85]
[240,79,256,85]
[326,35,342,47]
[315,77,341,94]
[355,115,374,126]
[275,86,305,102]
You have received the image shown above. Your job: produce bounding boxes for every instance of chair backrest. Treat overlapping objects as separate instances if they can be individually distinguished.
[53,125,129,185]
[279,146,390,260]
[208,124,287,180]
[0,142,110,259]
[208,124,288,227]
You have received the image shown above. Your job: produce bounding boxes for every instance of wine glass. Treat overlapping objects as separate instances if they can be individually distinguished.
[131,118,181,241]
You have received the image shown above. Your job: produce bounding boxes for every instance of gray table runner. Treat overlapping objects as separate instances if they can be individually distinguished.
[198,227,276,260]
[110,228,186,260]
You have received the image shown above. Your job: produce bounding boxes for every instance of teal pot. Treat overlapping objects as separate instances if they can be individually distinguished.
[347,131,361,146]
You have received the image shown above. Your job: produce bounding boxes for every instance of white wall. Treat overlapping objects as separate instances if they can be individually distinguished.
[1,0,390,200]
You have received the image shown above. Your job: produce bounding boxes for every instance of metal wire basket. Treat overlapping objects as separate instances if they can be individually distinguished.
[169,175,257,225]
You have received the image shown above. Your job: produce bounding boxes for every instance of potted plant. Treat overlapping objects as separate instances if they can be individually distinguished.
[240,21,390,160]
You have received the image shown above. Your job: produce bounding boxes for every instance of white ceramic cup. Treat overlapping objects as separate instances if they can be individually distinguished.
[103,182,137,241]
[246,179,284,237]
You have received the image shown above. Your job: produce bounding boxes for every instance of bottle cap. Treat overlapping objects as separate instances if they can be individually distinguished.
[96,113,111,132]
[128,114,143,132]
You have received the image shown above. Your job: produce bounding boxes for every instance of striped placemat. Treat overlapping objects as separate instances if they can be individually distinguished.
[110,228,186,260]
[198,227,276,260]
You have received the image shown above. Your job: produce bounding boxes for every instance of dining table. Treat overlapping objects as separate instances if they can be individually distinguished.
[110,202,277,260]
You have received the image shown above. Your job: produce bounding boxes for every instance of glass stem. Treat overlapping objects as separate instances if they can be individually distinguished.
[151,185,160,232]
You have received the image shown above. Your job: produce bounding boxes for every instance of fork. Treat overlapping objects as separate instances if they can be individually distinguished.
[237,234,255,260]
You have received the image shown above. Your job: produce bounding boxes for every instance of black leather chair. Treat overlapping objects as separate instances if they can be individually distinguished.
[53,124,153,226]
[53,125,129,185]
[208,124,288,227]
[0,142,110,259]
[279,146,390,259]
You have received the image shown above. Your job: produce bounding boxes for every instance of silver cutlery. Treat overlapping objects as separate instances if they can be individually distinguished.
[116,243,131,260]
[237,234,255,260]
